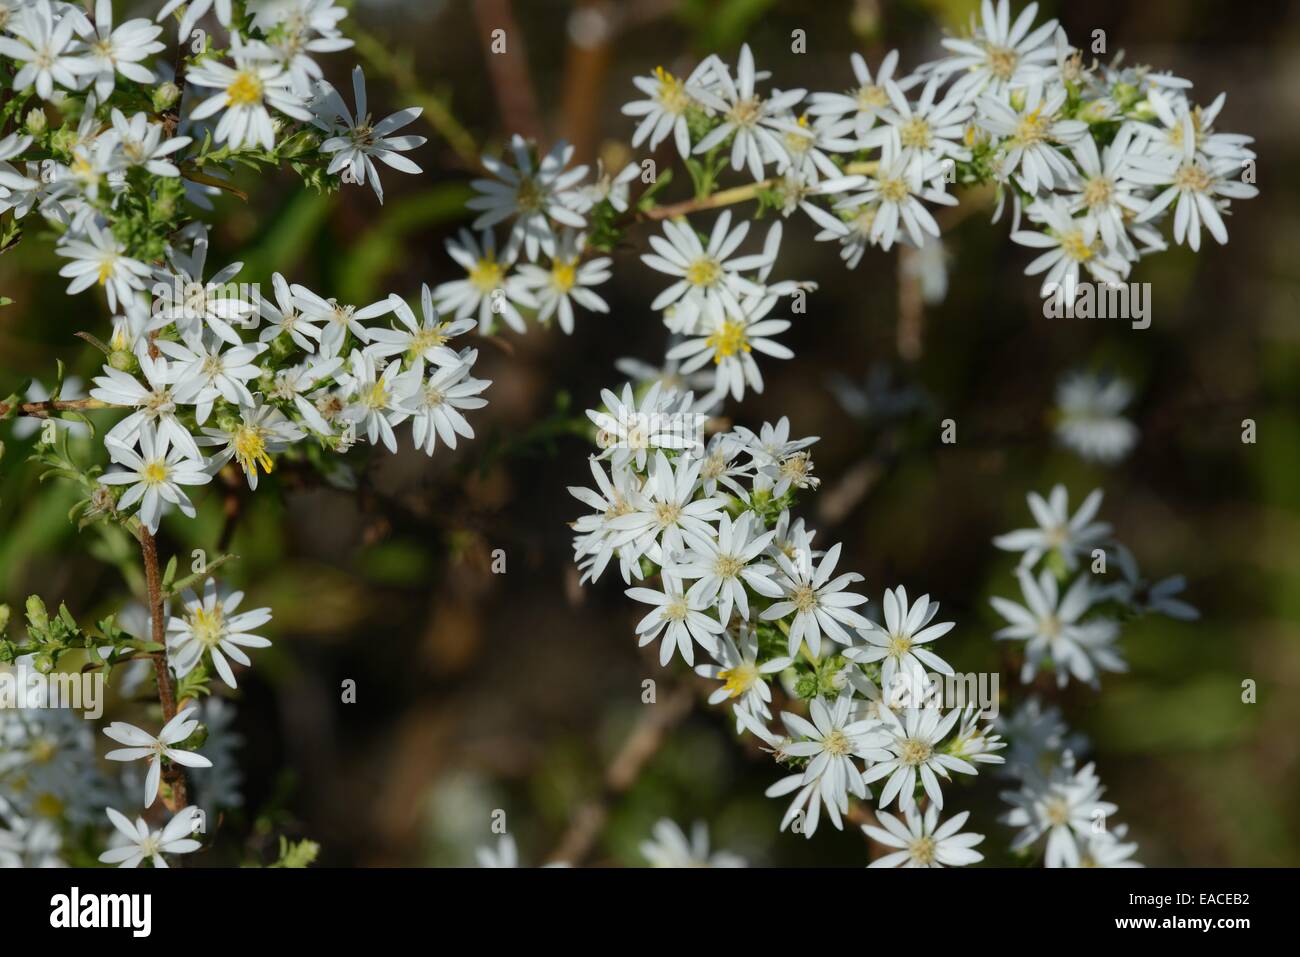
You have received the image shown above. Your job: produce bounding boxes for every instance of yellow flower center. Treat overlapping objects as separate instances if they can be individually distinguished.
[1082,176,1113,208]
[97,258,115,285]
[685,257,721,287]
[1173,161,1212,194]
[1060,230,1095,262]
[877,177,910,204]
[792,584,819,614]
[909,835,937,865]
[551,259,578,293]
[654,501,683,528]
[233,425,273,477]
[727,97,762,128]
[1015,108,1049,146]
[857,84,888,110]
[888,633,913,658]
[654,66,690,114]
[141,460,169,485]
[227,70,264,107]
[899,116,932,149]
[899,736,933,766]
[469,257,503,293]
[718,662,759,698]
[714,554,744,579]
[987,45,1019,80]
[190,605,226,648]
[705,319,749,362]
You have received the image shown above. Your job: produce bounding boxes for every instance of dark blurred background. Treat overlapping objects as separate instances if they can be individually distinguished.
[2,0,1298,865]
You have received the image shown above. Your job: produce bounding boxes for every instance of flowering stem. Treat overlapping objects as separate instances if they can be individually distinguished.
[138,527,189,811]
[0,397,120,418]
[635,160,880,222]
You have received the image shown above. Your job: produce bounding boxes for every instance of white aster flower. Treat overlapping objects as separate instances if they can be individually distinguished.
[0,0,81,99]
[367,284,473,367]
[167,578,273,689]
[158,331,267,425]
[836,133,956,251]
[929,0,1059,102]
[1001,759,1118,867]
[91,355,204,461]
[101,429,211,533]
[268,356,343,434]
[315,66,425,204]
[435,228,538,335]
[103,706,213,808]
[639,818,746,868]
[198,403,306,489]
[157,0,232,39]
[667,292,791,402]
[56,221,152,312]
[670,511,781,626]
[607,449,727,561]
[695,624,792,726]
[186,38,313,151]
[586,381,700,473]
[1054,371,1138,464]
[291,285,394,358]
[762,542,869,659]
[468,135,590,262]
[106,109,190,177]
[864,805,985,868]
[993,484,1111,570]
[516,230,610,334]
[625,572,724,667]
[259,272,323,352]
[976,81,1087,193]
[70,0,164,102]
[399,355,491,457]
[847,585,955,689]
[99,806,203,868]
[623,61,715,158]
[863,705,976,811]
[807,50,917,139]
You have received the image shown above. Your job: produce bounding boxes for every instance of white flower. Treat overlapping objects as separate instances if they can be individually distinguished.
[435,228,538,334]
[154,226,257,345]
[606,450,727,560]
[99,806,202,868]
[159,331,267,425]
[807,50,916,139]
[316,66,425,204]
[639,819,746,868]
[569,456,646,585]
[258,0,353,95]
[762,542,870,659]
[516,230,610,334]
[69,0,164,102]
[993,484,1111,570]
[468,135,589,262]
[976,81,1087,193]
[863,74,973,172]
[666,293,792,402]
[864,805,985,867]
[103,707,213,808]
[268,356,343,434]
[1079,823,1142,868]
[695,624,792,725]
[641,210,770,331]
[367,284,473,366]
[863,705,976,811]
[291,285,394,358]
[1054,371,1138,464]
[157,0,232,40]
[1128,114,1258,251]
[1002,760,1119,867]
[847,586,955,689]
[690,44,807,182]
[670,511,781,626]
[339,349,416,453]
[259,272,323,352]
[187,39,313,151]
[623,61,715,158]
[766,694,890,837]
[101,429,211,533]
[106,109,190,177]
[198,403,305,489]
[1064,127,1148,258]
[56,221,151,311]
[91,355,204,462]
[399,355,491,456]
[586,381,700,472]
[167,578,273,689]
[1012,199,1124,293]
[475,833,518,868]
[991,569,1125,687]
[0,0,82,100]
[928,0,1059,102]
[625,572,724,667]
[835,133,955,251]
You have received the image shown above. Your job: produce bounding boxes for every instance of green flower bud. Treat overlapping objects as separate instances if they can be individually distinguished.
[153,81,181,112]
[108,349,136,372]
[25,594,49,632]
[24,107,46,136]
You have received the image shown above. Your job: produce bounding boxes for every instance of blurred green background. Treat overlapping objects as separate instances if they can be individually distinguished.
[2,0,1298,866]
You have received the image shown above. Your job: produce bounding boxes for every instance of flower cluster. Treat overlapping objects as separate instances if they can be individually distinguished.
[570,381,1006,861]
[991,484,1197,688]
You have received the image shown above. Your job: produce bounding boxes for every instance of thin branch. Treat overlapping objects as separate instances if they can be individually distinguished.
[0,397,120,418]
[139,528,190,813]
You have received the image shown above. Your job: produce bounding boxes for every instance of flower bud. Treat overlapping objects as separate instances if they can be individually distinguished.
[24,107,46,136]
[108,349,136,372]
[153,82,181,112]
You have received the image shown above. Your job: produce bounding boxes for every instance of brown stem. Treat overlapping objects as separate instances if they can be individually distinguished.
[139,527,189,811]
[474,0,543,142]
[0,397,120,418]
[545,684,694,865]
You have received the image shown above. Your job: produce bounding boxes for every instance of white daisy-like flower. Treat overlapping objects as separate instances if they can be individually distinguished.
[666,293,792,402]
[761,542,870,659]
[846,585,955,690]
[153,226,258,345]
[1054,371,1139,464]
[586,381,698,472]
[863,705,976,811]
[338,348,417,453]
[268,356,343,434]
[766,694,890,837]
[69,0,164,102]
[197,403,305,489]
[315,66,425,204]
[90,355,204,462]
[291,285,394,358]
[928,0,1059,102]
[623,60,716,158]
[259,272,323,351]
[105,109,191,177]
[103,707,213,808]
[976,81,1087,193]
[670,511,781,626]
[516,230,611,334]
[863,74,973,172]
[689,44,806,182]
[0,0,82,100]
[991,569,1125,687]
[1064,127,1148,259]
[625,572,724,667]
[434,228,538,335]
[1078,823,1142,868]
[186,38,313,151]
[578,159,640,213]
[607,450,727,560]
[367,284,473,367]
[99,806,203,868]
[864,805,985,868]
[158,331,267,425]
[166,578,273,689]
[1012,199,1124,293]
[946,704,1008,769]
[101,429,211,533]
[399,355,492,456]
[641,210,770,331]
[1001,759,1118,867]
[568,456,646,585]
[993,484,1111,570]
[56,221,152,312]
[639,818,746,868]
[807,50,917,139]
[695,624,792,726]
[259,0,353,95]
[467,135,590,262]
[835,133,956,251]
